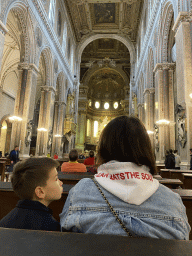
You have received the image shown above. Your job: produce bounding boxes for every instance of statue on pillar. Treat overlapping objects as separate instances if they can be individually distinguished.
[25,120,33,147]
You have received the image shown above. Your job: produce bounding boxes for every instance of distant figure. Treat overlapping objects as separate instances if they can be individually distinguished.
[174,150,181,170]
[165,149,175,169]
[84,150,95,165]
[54,153,58,160]
[61,149,86,173]
[190,149,192,170]
[9,146,19,165]
[0,157,63,231]
[78,153,85,160]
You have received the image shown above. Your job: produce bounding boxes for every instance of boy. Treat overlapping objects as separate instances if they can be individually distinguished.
[0,157,63,231]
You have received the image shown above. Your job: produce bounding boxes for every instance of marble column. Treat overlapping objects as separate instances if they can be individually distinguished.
[173,12,192,169]
[153,63,175,163]
[10,63,38,158]
[36,86,55,156]
[137,103,145,124]
[52,101,66,158]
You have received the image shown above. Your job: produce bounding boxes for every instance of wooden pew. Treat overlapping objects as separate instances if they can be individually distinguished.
[156,164,165,174]
[181,174,192,189]
[58,172,94,185]
[160,169,192,180]
[0,182,73,222]
[0,228,192,256]
[0,162,6,181]
[159,179,183,189]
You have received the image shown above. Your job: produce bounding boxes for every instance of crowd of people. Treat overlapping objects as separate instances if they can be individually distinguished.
[0,115,190,240]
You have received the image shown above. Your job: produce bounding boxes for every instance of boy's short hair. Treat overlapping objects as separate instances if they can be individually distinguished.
[174,150,178,154]
[69,149,78,161]
[11,157,59,200]
[89,150,94,158]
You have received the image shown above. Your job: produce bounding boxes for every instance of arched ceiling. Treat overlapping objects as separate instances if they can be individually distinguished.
[65,0,144,43]
[88,68,125,100]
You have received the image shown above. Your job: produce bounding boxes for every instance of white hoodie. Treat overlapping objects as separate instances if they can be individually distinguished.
[94,161,159,206]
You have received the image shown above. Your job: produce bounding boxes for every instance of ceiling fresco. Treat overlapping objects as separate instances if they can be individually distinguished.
[88,69,125,100]
[94,3,116,24]
[65,0,143,42]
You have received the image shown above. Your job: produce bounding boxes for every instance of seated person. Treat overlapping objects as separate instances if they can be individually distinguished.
[60,116,190,239]
[84,150,95,165]
[61,149,86,172]
[0,157,63,231]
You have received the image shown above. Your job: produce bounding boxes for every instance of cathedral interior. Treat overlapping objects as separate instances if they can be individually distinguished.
[0,0,192,168]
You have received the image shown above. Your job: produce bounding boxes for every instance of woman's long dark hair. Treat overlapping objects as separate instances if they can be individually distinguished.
[97,116,157,175]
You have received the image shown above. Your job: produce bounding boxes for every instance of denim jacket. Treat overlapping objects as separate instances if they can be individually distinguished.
[60,162,190,239]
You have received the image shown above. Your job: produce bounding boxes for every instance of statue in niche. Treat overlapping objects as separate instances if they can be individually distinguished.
[25,120,33,147]
[47,130,53,150]
[175,104,187,148]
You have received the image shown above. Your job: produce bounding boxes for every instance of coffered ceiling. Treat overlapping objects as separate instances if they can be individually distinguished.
[64,0,144,43]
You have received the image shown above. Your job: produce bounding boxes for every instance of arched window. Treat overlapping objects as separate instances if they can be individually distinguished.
[49,0,56,26]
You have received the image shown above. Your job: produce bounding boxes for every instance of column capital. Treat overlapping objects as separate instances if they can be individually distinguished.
[173,12,192,33]
[137,103,144,109]
[153,63,176,73]
[18,63,39,73]
[144,88,155,96]
[55,101,66,106]
[0,20,8,35]
[40,86,56,93]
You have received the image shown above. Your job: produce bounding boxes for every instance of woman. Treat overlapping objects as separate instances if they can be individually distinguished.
[60,116,190,239]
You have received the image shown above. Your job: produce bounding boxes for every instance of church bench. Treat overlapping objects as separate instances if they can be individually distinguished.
[0,182,73,222]
[58,172,94,185]
[0,228,191,256]
[181,174,192,189]
[0,162,6,181]
[158,179,183,189]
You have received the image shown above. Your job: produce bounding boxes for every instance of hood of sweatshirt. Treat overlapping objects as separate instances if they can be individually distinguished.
[94,161,159,205]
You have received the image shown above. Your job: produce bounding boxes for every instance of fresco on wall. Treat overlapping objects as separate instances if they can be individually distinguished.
[98,39,115,50]
[88,69,125,100]
[94,3,115,23]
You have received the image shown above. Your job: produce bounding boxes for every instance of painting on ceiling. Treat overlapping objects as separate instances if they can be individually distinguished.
[94,3,115,24]
[98,39,115,50]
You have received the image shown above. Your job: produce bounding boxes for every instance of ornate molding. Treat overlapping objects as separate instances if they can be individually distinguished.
[137,103,144,108]
[0,20,8,35]
[153,63,176,73]
[173,12,192,33]
[55,101,66,106]
[144,88,155,95]
[18,63,39,73]
[40,86,56,93]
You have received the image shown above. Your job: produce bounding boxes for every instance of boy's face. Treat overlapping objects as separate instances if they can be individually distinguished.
[43,167,63,206]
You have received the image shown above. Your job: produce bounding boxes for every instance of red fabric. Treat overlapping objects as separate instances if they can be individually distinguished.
[61,162,86,172]
[53,155,58,159]
[84,157,95,166]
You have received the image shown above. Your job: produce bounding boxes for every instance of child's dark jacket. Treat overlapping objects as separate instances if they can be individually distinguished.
[0,200,61,231]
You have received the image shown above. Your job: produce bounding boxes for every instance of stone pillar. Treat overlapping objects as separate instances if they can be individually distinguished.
[144,88,155,151]
[153,63,175,163]
[52,101,66,158]
[36,86,55,156]
[10,63,38,158]
[137,103,145,124]
[75,84,88,151]
[173,12,192,169]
